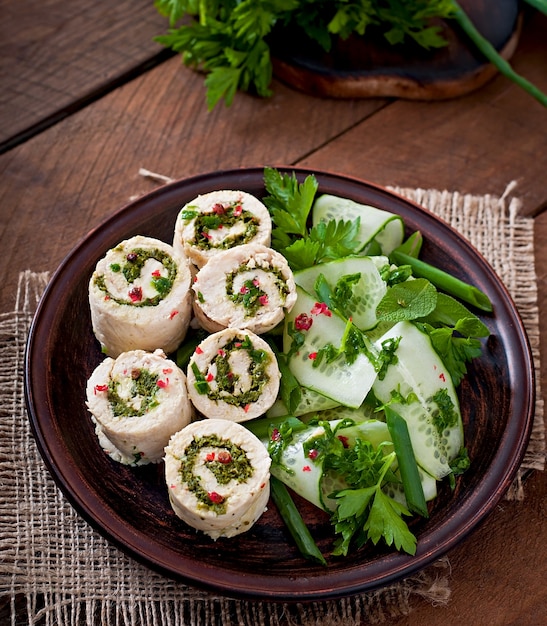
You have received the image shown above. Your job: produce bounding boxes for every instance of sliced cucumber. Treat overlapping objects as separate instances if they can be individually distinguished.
[384,466,438,506]
[294,256,387,331]
[268,419,392,512]
[266,387,340,418]
[269,423,329,511]
[299,402,378,424]
[373,321,463,479]
[312,194,404,255]
[283,286,378,408]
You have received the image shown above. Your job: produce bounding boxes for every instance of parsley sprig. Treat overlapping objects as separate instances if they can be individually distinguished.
[262,167,362,270]
[326,434,417,556]
[154,1,547,109]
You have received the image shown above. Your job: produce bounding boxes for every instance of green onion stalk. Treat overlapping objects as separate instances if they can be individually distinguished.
[450,0,547,108]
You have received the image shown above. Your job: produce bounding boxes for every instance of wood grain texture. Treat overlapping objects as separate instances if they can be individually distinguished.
[299,13,547,217]
[0,0,169,150]
[0,56,384,308]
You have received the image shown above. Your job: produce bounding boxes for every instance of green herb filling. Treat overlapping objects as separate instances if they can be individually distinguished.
[178,434,254,514]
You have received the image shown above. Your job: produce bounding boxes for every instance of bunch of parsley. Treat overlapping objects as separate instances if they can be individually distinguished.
[153,0,456,109]
[154,0,547,109]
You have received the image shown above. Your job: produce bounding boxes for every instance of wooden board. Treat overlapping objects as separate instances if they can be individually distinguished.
[270,0,521,100]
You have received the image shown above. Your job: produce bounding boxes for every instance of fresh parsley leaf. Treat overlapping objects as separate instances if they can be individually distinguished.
[363,490,417,554]
[278,238,320,271]
[308,218,362,263]
[328,440,417,556]
[419,323,484,387]
[264,167,317,236]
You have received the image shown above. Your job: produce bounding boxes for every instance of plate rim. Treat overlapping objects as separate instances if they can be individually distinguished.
[24,166,535,601]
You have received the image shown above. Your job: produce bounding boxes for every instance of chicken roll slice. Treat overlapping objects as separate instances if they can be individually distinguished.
[173,190,272,268]
[192,243,297,335]
[164,419,271,540]
[86,349,192,465]
[186,328,280,422]
[89,235,192,357]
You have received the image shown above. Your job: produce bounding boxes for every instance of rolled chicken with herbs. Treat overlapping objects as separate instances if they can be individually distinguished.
[164,419,271,539]
[186,328,280,422]
[173,190,272,268]
[192,242,297,334]
[86,348,192,465]
[89,235,192,357]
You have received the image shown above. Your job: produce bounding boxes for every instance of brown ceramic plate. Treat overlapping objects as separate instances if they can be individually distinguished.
[25,167,534,601]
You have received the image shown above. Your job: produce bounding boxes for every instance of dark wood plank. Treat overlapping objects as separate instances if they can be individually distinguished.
[0,57,385,309]
[0,0,169,151]
[299,12,547,217]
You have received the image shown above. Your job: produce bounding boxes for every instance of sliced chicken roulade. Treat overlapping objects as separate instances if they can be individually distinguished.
[89,235,192,357]
[164,419,271,540]
[173,190,272,269]
[192,243,297,335]
[186,328,280,422]
[86,349,192,465]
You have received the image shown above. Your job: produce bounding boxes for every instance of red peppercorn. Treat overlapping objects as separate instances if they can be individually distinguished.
[338,435,349,448]
[294,313,313,331]
[128,287,142,302]
[217,451,232,464]
[208,491,224,504]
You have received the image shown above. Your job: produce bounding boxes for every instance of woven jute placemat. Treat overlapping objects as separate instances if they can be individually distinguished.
[0,184,544,625]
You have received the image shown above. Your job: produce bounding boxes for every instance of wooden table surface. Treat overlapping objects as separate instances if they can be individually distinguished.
[1,1,546,623]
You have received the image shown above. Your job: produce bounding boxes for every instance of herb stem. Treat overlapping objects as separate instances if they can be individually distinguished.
[389,250,492,312]
[522,0,547,15]
[385,407,429,518]
[270,476,327,566]
[451,0,547,108]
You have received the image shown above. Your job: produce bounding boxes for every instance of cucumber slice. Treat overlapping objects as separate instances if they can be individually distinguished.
[384,466,438,506]
[372,321,463,479]
[269,423,328,511]
[268,419,393,512]
[283,286,378,408]
[312,194,404,255]
[294,256,387,331]
[266,387,340,418]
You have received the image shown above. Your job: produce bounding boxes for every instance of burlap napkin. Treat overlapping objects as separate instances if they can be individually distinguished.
[0,184,544,626]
